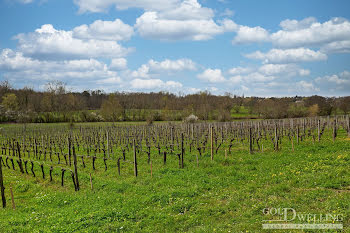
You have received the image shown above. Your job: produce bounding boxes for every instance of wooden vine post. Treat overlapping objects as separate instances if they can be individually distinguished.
[49,166,53,182]
[16,142,24,173]
[72,142,79,191]
[171,127,174,152]
[106,131,110,158]
[210,126,214,161]
[181,133,184,168]
[347,115,350,137]
[117,158,121,176]
[163,151,166,165]
[61,169,66,186]
[0,157,6,208]
[274,125,278,151]
[68,137,72,167]
[10,187,15,210]
[317,120,321,141]
[249,127,253,154]
[40,164,45,179]
[133,139,138,177]
[333,119,337,142]
[296,127,300,144]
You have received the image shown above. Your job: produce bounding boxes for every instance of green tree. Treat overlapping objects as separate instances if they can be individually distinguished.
[100,94,124,122]
[338,97,350,114]
[232,104,240,113]
[64,93,79,111]
[2,93,18,111]
[40,94,53,112]
[304,96,332,116]
[308,104,320,117]
[258,98,288,119]
[287,102,308,118]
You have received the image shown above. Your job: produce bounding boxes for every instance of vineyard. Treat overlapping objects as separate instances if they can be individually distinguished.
[0,116,349,232]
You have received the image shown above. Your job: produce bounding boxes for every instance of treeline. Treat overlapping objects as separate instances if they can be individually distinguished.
[0,80,349,123]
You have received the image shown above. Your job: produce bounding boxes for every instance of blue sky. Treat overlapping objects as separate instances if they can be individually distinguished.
[0,0,350,96]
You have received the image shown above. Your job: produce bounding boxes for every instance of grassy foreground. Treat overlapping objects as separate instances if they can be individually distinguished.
[0,125,349,232]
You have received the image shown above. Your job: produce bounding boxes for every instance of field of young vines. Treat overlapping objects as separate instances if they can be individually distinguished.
[0,116,349,232]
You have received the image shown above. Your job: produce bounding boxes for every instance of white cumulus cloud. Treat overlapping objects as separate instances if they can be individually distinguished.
[110,58,128,70]
[130,78,182,90]
[74,0,180,13]
[227,63,310,87]
[75,0,238,41]
[295,81,319,92]
[258,64,310,76]
[230,17,350,56]
[0,49,122,84]
[135,11,237,41]
[197,69,226,83]
[14,24,132,60]
[271,17,350,48]
[96,77,122,84]
[279,17,317,31]
[148,58,196,72]
[227,67,253,75]
[232,25,270,44]
[245,48,327,64]
[229,72,275,83]
[315,71,350,93]
[158,0,214,20]
[131,58,196,78]
[321,40,350,54]
[73,19,134,41]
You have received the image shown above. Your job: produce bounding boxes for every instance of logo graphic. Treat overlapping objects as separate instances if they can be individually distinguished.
[262,208,343,230]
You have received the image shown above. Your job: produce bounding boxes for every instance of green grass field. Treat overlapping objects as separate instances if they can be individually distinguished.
[0,123,349,232]
[231,106,259,119]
